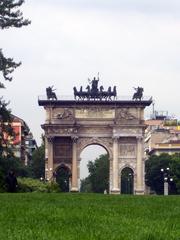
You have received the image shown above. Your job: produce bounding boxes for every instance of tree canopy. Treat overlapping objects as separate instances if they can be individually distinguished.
[145,153,180,194]
[29,141,45,179]
[0,0,31,83]
[0,0,30,190]
[0,0,30,154]
[80,154,109,193]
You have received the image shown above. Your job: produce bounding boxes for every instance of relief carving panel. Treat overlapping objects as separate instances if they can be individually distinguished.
[119,144,136,156]
[115,108,140,125]
[53,108,75,120]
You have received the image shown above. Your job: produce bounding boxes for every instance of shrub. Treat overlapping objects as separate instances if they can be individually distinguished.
[17,177,61,193]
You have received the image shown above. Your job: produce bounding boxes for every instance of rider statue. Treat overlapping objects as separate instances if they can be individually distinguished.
[133,86,144,100]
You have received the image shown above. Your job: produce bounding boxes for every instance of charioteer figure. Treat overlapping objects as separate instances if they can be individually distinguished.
[91,77,99,92]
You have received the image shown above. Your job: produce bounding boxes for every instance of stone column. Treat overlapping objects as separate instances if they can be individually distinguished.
[45,136,48,180]
[46,136,54,181]
[135,136,144,195]
[111,137,120,194]
[71,136,79,192]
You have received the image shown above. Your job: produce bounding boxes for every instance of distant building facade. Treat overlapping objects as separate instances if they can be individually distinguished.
[4,114,37,165]
[145,111,180,156]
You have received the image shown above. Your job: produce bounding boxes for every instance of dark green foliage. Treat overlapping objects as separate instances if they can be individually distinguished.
[0,156,29,192]
[170,154,180,194]
[0,0,30,162]
[0,98,15,157]
[145,153,180,194]
[80,177,92,192]
[0,49,21,81]
[0,0,30,82]
[29,143,45,179]
[87,154,109,193]
[17,177,60,193]
[0,0,31,29]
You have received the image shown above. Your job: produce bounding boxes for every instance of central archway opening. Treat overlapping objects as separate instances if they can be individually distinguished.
[79,144,109,193]
[121,167,134,194]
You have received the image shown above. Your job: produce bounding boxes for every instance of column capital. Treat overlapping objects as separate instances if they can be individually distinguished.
[136,136,143,141]
[47,136,54,143]
[112,136,119,142]
[71,135,78,143]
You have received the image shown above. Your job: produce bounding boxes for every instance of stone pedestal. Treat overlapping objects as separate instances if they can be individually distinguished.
[164,181,168,196]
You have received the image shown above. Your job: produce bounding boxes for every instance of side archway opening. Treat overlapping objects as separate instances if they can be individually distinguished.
[55,164,71,192]
[121,167,134,194]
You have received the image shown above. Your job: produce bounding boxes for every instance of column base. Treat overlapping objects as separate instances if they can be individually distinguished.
[70,187,79,192]
[111,188,120,194]
[135,189,145,195]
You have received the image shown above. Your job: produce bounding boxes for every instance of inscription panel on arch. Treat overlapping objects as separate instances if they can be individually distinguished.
[75,108,115,119]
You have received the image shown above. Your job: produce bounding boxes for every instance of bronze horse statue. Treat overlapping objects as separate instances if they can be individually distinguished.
[132,87,143,100]
[46,86,57,100]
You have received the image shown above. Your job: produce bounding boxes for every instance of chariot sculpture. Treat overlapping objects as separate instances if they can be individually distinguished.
[73,77,117,101]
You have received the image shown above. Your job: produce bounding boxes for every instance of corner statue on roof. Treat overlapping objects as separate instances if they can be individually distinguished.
[46,86,57,100]
[132,87,143,101]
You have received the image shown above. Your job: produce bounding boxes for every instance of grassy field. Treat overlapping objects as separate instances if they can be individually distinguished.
[0,193,179,240]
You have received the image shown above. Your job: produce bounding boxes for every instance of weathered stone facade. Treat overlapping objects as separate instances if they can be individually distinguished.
[39,99,151,194]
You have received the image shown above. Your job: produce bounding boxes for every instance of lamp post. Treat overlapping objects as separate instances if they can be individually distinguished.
[160,167,173,196]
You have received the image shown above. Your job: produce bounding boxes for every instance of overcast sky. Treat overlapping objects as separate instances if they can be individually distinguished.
[1,1,180,155]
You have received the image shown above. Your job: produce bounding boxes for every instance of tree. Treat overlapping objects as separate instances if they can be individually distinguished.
[0,0,31,83]
[145,153,179,194]
[30,140,45,179]
[170,154,180,194]
[87,154,109,193]
[0,98,15,157]
[80,177,92,193]
[0,0,30,157]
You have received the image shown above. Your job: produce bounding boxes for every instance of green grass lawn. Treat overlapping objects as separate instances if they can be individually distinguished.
[0,193,179,240]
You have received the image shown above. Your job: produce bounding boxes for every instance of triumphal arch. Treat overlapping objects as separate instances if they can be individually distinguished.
[38,78,152,194]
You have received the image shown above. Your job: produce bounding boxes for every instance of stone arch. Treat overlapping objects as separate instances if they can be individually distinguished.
[39,95,152,194]
[55,163,71,172]
[119,164,135,175]
[77,137,113,160]
[77,137,113,193]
